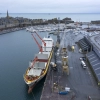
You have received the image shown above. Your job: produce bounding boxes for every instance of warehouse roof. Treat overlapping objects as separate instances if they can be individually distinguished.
[87,51,100,82]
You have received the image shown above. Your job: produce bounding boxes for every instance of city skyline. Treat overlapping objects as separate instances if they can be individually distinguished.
[0,0,100,13]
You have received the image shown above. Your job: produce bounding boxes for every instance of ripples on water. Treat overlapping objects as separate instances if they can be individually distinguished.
[0,30,56,100]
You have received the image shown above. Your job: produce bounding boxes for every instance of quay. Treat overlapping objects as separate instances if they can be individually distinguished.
[0,27,25,35]
[40,29,100,100]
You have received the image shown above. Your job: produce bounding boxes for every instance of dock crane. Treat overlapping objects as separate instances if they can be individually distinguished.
[34,32,46,46]
[30,33,47,68]
[31,33,43,52]
[32,32,46,52]
[30,56,38,68]
[34,32,46,51]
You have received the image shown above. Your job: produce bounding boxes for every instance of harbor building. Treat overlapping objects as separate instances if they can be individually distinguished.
[79,35,100,85]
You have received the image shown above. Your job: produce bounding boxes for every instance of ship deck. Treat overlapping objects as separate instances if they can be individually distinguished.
[40,30,100,100]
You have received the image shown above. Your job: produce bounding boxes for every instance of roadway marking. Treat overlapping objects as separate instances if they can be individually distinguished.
[70,67,73,69]
[93,63,100,67]
[89,56,96,60]
[91,59,98,63]
[95,66,100,71]
[97,73,100,76]
[57,61,62,63]
[87,54,94,57]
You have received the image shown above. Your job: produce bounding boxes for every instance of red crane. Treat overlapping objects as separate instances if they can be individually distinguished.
[30,33,48,68]
[34,31,46,47]
[31,33,43,52]
[30,56,38,68]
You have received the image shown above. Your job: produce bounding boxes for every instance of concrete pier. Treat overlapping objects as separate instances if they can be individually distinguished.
[40,30,100,100]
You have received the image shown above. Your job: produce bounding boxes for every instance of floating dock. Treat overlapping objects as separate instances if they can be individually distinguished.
[40,30,100,100]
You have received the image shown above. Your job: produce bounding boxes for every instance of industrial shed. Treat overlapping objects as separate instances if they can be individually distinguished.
[78,36,93,52]
[86,50,100,85]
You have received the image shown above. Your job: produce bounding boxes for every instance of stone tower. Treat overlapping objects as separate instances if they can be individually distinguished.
[7,10,9,18]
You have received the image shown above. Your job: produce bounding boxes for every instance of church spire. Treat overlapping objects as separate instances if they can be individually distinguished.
[7,10,9,18]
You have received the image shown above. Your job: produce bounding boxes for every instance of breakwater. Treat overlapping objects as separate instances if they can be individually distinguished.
[0,27,25,35]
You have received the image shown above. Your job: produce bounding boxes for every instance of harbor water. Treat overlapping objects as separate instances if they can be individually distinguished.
[0,30,56,100]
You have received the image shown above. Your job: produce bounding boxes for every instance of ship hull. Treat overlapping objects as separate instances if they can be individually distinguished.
[23,35,54,93]
[28,73,46,93]
[28,74,44,87]
[24,48,53,93]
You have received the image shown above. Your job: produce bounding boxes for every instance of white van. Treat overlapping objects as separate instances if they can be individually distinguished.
[81,61,86,69]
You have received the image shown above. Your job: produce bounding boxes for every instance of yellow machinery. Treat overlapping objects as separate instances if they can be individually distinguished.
[71,46,74,52]
[62,48,67,52]
[50,62,57,71]
[62,48,67,53]
[62,48,69,75]
[62,56,69,75]
[56,41,59,48]
[62,48,67,56]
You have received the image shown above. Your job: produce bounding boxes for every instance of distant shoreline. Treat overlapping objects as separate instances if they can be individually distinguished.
[0,27,25,35]
[0,12,100,14]
[0,13,100,22]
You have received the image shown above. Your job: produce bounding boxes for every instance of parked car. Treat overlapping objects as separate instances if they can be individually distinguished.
[79,57,83,61]
[82,57,86,61]
[81,61,87,69]
[80,57,86,61]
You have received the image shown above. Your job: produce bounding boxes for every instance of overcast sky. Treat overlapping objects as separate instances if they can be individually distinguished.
[0,0,100,13]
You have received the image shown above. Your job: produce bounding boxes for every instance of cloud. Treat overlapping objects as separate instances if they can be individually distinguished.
[0,0,100,13]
